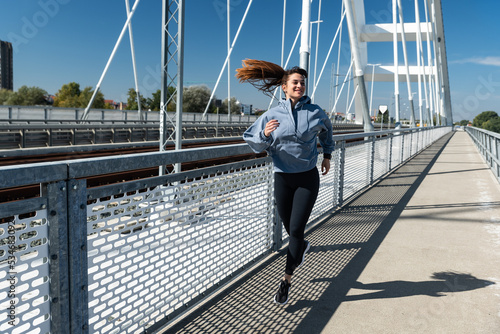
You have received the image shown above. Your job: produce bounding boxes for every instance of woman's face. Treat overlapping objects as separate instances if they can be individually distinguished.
[282,73,306,102]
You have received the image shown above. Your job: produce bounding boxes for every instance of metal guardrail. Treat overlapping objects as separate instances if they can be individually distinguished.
[0,126,452,334]
[0,105,259,124]
[0,123,251,149]
[0,122,364,149]
[465,126,500,183]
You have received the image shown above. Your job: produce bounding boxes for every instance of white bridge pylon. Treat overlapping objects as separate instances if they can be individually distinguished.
[343,0,452,127]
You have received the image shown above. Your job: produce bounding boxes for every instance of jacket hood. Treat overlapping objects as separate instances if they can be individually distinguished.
[278,95,311,111]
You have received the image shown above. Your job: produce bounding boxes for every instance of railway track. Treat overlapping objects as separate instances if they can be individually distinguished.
[1,130,367,203]
[0,138,262,203]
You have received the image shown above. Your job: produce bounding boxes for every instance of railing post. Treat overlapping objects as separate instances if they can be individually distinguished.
[67,179,89,334]
[494,137,499,178]
[400,133,405,163]
[388,133,393,171]
[489,135,494,168]
[21,129,26,148]
[409,130,414,157]
[338,140,346,207]
[46,181,71,334]
[369,135,375,184]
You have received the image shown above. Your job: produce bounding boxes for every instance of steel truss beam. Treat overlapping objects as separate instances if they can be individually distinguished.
[160,0,185,173]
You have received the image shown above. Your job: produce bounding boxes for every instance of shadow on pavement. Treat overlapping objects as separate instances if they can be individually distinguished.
[163,131,495,334]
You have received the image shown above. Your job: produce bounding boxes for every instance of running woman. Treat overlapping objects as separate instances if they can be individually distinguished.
[236,59,334,305]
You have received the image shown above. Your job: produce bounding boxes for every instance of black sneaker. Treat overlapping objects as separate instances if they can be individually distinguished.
[274,279,291,305]
[295,240,310,270]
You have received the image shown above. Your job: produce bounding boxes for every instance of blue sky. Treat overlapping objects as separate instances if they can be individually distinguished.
[1,0,499,122]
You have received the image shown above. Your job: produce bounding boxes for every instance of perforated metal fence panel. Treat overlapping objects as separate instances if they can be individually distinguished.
[0,209,51,334]
[86,162,275,333]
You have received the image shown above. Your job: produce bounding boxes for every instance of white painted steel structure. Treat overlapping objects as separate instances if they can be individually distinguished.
[75,0,452,152]
[349,0,453,126]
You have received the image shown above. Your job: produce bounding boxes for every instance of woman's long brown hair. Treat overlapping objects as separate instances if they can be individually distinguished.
[235,59,307,97]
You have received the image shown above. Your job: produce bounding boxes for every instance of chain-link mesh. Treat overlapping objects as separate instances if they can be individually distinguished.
[343,141,371,200]
[373,137,390,181]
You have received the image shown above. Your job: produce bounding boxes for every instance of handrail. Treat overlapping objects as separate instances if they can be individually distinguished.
[465,126,500,183]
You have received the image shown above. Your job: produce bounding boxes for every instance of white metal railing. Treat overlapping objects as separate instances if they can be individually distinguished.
[0,126,451,334]
[466,126,500,183]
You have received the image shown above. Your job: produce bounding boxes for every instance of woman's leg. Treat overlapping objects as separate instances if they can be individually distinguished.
[275,168,320,276]
[274,172,294,237]
[284,168,319,275]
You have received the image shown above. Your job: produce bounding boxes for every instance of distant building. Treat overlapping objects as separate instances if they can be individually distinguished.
[0,40,13,90]
[104,99,127,110]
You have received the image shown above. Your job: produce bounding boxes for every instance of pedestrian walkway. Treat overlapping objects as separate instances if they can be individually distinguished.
[162,131,500,334]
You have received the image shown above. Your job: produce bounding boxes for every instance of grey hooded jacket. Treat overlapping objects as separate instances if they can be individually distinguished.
[243,96,334,173]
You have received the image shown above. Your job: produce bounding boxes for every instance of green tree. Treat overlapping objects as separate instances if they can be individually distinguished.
[376,110,389,123]
[4,91,23,105]
[53,82,107,108]
[78,86,106,109]
[482,118,500,133]
[220,97,241,115]
[0,86,48,105]
[458,120,469,126]
[146,89,161,111]
[183,85,213,113]
[126,88,147,110]
[16,86,48,105]
[54,82,81,107]
[0,89,16,105]
[473,111,498,128]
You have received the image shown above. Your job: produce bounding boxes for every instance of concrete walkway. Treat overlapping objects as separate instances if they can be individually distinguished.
[163,131,500,334]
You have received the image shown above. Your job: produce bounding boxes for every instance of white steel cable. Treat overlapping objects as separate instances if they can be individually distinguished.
[310,9,346,101]
[330,60,353,117]
[392,0,400,128]
[397,0,416,127]
[280,0,287,101]
[202,0,254,119]
[346,84,359,115]
[415,0,430,127]
[423,0,435,126]
[125,0,142,120]
[267,24,302,111]
[82,0,141,120]
[227,0,231,119]
[334,1,344,116]
[312,0,322,102]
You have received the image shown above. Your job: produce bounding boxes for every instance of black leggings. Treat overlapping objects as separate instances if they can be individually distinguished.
[274,167,319,275]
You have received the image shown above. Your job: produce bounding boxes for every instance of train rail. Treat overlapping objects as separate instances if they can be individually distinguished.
[0,128,368,203]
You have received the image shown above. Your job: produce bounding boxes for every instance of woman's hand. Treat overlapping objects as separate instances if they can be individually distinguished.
[264,119,279,137]
[321,158,330,175]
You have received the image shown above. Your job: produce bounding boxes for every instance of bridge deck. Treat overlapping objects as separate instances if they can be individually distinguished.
[162,131,500,334]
